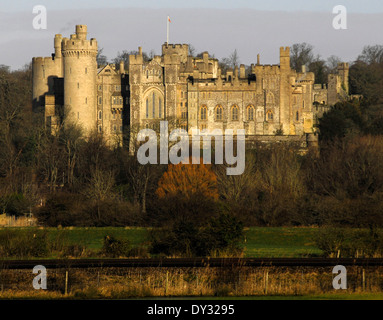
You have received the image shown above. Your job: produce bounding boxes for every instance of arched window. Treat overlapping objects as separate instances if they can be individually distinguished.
[200,105,207,120]
[247,106,254,121]
[296,111,299,121]
[267,110,273,121]
[231,105,239,121]
[144,89,164,119]
[215,105,223,121]
[98,110,102,120]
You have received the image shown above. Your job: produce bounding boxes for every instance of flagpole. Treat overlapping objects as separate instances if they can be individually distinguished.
[167,16,169,44]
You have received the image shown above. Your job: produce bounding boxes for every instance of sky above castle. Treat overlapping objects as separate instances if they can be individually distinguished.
[1,1,383,70]
[2,0,383,13]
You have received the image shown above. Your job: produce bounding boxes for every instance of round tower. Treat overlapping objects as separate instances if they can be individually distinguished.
[62,25,98,134]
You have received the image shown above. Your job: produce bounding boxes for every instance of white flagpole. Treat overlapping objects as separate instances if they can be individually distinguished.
[167,16,169,44]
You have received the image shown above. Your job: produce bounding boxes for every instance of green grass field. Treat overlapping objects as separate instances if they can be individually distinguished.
[0,226,323,258]
[243,227,322,257]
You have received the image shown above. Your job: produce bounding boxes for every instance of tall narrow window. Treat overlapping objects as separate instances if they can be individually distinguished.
[231,105,238,121]
[216,105,223,121]
[98,110,102,120]
[152,92,155,118]
[296,111,299,121]
[159,98,162,118]
[200,106,207,120]
[247,106,254,121]
[146,99,149,118]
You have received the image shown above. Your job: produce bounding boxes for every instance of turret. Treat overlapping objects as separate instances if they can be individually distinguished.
[62,25,98,134]
[280,47,290,71]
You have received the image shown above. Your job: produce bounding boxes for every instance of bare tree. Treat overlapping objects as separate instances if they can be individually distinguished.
[290,43,315,71]
[84,168,116,220]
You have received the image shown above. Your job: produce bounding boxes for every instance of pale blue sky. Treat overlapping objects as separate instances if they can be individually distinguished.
[1,0,383,13]
[1,1,383,70]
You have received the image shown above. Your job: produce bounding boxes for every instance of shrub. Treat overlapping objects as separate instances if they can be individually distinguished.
[314,227,383,258]
[101,235,130,257]
[0,229,48,258]
[149,213,244,257]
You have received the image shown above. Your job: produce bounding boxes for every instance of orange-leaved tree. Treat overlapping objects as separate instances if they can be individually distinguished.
[156,159,219,201]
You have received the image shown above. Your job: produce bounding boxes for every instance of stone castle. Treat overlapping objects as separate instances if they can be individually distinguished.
[32,25,350,149]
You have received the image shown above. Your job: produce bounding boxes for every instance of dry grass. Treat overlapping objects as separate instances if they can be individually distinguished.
[0,265,382,299]
[0,214,37,227]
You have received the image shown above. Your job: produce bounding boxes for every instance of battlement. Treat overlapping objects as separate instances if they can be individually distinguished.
[337,62,349,69]
[61,25,97,54]
[32,56,55,63]
[162,43,189,63]
[62,37,97,52]
[129,54,143,65]
[255,64,281,74]
[280,46,290,56]
[162,43,189,50]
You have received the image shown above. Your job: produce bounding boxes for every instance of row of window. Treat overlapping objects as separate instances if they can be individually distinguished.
[98,96,124,105]
[199,105,274,122]
[98,110,123,120]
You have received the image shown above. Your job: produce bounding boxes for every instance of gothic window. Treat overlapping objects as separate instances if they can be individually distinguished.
[296,111,299,121]
[231,105,239,121]
[267,110,273,121]
[98,97,102,105]
[98,110,102,120]
[200,105,207,120]
[216,105,223,121]
[145,90,164,119]
[247,106,255,121]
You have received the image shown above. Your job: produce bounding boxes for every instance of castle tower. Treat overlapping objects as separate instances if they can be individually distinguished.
[337,62,349,94]
[279,47,292,134]
[279,46,290,71]
[62,25,98,134]
[32,34,64,112]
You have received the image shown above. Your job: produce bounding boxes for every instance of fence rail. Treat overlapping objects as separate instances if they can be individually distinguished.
[2,258,383,269]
